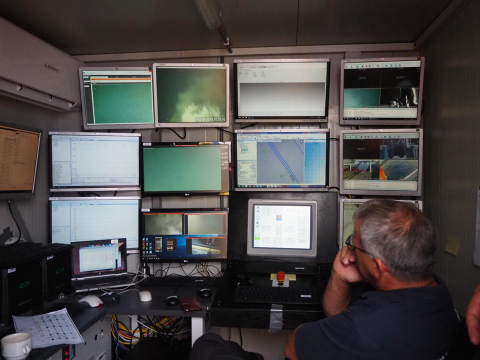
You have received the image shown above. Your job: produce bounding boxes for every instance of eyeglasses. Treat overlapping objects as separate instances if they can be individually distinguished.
[345,235,374,258]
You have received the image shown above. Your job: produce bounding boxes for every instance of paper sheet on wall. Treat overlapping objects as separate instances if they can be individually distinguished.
[474,189,480,266]
[12,309,84,348]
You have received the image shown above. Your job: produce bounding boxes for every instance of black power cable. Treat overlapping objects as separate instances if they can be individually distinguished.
[7,200,21,244]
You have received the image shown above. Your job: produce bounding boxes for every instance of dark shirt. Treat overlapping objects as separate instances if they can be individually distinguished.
[295,277,459,360]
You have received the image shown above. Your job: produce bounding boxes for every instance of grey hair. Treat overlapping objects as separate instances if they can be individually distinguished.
[353,200,437,282]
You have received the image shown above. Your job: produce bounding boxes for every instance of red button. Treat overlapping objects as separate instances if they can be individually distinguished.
[277,271,285,282]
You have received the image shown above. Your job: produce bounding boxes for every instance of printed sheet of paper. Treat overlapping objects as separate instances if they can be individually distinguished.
[12,309,84,348]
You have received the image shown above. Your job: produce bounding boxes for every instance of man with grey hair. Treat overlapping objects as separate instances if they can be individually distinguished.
[285,199,459,360]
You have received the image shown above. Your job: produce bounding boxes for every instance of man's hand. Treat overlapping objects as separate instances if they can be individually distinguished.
[467,284,480,345]
[332,246,364,284]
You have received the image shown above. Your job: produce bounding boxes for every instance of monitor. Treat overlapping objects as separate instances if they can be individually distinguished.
[79,67,155,130]
[0,121,42,199]
[234,59,330,123]
[340,57,425,125]
[339,199,423,248]
[247,199,317,258]
[49,132,141,192]
[71,238,127,278]
[153,63,229,128]
[235,129,329,191]
[140,208,228,263]
[49,197,141,251]
[340,129,423,196]
[142,142,230,196]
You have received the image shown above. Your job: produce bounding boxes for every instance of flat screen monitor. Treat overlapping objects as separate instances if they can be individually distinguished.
[142,142,230,196]
[235,129,329,191]
[153,63,229,128]
[339,199,423,248]
[79,67,155,130]
[340,57,424,125]
[49,132,141,192]
[235,59,330,123]
[140,208,228,263]
[71,238,127,279]
[0,122,42,199]
[247,199,317,258]
[340,129,423,196]
[49,197,141,251]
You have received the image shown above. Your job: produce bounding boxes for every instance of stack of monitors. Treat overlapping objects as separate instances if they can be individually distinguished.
[79,68,155,130]
[339,199,423,248]
[0,121,42,199]
[142,142,230,196]
[49,197,141,252]
[235,129,329,191]
[49,132,141,192]
[234,59,330,123]
[140,208,228,263]
[340,57,424,125]
[340,129,423,196]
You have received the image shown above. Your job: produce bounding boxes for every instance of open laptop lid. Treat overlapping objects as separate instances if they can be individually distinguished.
[72,238,128,280]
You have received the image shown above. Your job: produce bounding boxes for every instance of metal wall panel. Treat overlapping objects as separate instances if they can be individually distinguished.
[421,0,480,315]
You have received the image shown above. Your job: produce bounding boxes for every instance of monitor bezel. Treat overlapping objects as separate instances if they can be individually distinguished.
[339,128,423,196]
[246,199,317,258]
[152,63,230,128]
[48,131,142,192]
[339,198,423,248]
[340,57,425,126]
[234,58,331,123]
[79,67,156,130]
[48,196,141,252]
[234,128,330,191]
[0,121,42,199]
[140,208,229,263]
[141,141,231,197]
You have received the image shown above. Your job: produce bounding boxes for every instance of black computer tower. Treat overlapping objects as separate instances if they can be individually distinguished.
[45,247,73,300]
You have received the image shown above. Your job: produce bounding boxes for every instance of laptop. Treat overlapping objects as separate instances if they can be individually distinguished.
[71,238,135,293]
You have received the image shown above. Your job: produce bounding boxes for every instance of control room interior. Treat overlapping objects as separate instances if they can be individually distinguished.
[0,0,479,359]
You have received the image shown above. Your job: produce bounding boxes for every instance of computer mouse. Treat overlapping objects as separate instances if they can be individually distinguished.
[165,295,179,306]
[139,290,152,302]
[78,295,103,308]
[197,288,212,298]
[110,292,121,300]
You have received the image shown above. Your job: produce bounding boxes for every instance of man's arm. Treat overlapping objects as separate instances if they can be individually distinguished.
[467,284,480,344]
[322,247,364,317]
[285,325,301,360]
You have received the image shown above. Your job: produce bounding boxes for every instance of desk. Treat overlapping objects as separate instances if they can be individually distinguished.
[210,261,326,330]
[103,285,216,347]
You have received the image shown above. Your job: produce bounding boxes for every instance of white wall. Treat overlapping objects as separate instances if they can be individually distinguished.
[421,0,480,315]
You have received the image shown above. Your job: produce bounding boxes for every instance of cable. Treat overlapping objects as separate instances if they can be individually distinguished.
[7,200,21,243]
[217,128,234,136]
[239,328,243,347]
[240,122,258,129]
[78,191,101,197]
[131,129,136,133]
[165,128,187,140]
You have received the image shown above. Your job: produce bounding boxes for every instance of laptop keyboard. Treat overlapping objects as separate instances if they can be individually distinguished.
[75,275,134,287]
[238,261,318,275]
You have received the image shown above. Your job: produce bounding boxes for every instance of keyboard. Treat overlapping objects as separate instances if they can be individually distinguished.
[75,275,134,287]
[239,261,318,275]
[140,276,222,287]
[233,285,321,305]
[42,302,87,317]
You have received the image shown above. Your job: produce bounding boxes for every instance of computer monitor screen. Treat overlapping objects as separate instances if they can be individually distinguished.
[72,239,127,278]
[79,67,155,130]
[235,59,330,123]
[0,122,42,199]
[49,197,140,250]
[142,142,230,196]
[247,199,317,258]
[235,129,329,191]
[49,132,141,192]
[153,63,229,128]
[341,129,423,196]
[340,57,424,125]
[339,199,423,248]
[140,209,228,263]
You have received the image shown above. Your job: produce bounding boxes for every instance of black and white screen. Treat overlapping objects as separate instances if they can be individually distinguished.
[236,62,329,120]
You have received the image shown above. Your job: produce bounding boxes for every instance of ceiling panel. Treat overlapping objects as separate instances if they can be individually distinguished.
[297,0,453,45]
[0,0,453,56]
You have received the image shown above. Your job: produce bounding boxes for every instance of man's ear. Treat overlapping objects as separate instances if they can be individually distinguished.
[372,257,388,280]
